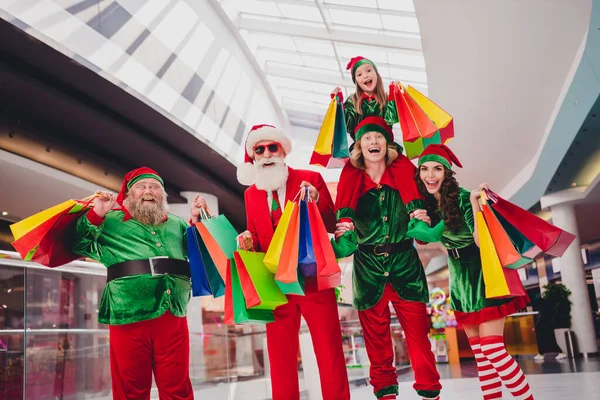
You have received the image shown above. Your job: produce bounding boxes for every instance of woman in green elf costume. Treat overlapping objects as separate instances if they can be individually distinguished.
[331,56,398,141]
[415,144,534,400]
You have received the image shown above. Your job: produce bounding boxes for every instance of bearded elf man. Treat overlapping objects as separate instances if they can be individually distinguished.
[236,124,350,400]
[72,167,208,400]
[332,117,443,400]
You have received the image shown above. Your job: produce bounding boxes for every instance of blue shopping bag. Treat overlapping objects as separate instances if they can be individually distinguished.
[298,199,317,277]
[186,226,212,296]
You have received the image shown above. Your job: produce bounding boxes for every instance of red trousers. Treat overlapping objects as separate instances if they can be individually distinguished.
[358,284,441,398]
[266,287,350,400]
[109,311,193,400]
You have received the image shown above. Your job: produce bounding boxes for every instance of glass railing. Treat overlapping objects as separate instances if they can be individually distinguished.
[0,251,414,399]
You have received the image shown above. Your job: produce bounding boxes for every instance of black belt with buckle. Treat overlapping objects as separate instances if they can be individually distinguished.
[358,240,413,256]
[448,243,479,259]
[106,257,191,283]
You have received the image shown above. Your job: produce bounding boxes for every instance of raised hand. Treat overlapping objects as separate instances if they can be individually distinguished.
[93,191,116,218]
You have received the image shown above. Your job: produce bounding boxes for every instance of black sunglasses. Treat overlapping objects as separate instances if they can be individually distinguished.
[254,143,279,155]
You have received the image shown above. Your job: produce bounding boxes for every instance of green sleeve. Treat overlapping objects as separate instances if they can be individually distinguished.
[331,230,358,259]
[72,211,104,260]
[405,199,445,243]
[384,99,399,125]
[458,188,475,234]
[344,98,358,138]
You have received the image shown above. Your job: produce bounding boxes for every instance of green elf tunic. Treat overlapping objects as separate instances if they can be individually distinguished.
[72,209,191,325]
[332,155,444,310]
[439,188,528,326]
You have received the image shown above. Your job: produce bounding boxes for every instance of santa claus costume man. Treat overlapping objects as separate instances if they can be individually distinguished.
[237,124,350,400]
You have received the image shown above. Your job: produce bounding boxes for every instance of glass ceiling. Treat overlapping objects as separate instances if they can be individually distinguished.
[218,0,427,127]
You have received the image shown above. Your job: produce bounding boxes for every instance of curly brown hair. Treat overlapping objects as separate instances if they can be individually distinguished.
[415,166,463,232]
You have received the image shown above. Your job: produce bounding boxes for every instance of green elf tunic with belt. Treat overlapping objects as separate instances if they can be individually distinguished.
[417,145,528,326]
[332,117,444,310]
[339,56,399,142]
[71,168,191,325]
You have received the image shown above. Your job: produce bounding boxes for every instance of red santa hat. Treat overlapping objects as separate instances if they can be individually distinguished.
[236,124,292,186]
[418,144,463,170]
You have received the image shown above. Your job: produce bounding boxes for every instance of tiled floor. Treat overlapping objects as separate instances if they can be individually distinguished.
[351,356,600,399]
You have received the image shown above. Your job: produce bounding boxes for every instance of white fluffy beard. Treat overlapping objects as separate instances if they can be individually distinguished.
[254,157,288,192]
[123,192,169,226]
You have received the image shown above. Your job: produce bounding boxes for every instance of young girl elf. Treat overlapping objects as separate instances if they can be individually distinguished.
[415,144,534,400]
[331,56,398,142]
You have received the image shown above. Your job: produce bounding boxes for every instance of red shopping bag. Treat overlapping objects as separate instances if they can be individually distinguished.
[486,190,576,258]
[307,201,342,290]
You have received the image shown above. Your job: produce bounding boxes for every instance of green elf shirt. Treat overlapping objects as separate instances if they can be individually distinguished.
[72,209,191,325]
[343,94,398,140]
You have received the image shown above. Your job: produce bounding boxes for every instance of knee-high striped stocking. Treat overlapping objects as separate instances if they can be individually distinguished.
[480,335,534,399]
[469,336,503,399]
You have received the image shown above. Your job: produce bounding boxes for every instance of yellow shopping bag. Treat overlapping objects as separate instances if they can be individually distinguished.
[10,200,77,241]
[478,212,527,299]
[313,98,337,155]
[406,86,452,130]
[264,201,297,273]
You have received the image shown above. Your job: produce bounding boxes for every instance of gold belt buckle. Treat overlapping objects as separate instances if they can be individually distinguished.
[374,245,385,256]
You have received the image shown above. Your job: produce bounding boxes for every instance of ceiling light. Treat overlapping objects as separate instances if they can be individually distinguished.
[1,211,7,216]
[2,305,7,309]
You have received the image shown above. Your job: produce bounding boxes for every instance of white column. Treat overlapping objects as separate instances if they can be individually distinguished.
[550,203,598,355]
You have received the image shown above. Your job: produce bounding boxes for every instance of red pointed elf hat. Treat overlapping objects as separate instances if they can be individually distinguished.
[418,144,463,170]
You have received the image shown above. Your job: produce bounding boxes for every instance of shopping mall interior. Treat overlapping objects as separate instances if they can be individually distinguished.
[1,0,599,399]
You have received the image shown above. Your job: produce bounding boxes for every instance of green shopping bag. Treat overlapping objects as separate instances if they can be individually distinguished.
[196,209,238,280]
[235,250,288,310]
[227,257,275,325]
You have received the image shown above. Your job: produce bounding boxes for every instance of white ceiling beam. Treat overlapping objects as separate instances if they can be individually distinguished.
[238,17,422,52]
[256,46,427,73]
[265,62,428,89]
[247,0,416,18]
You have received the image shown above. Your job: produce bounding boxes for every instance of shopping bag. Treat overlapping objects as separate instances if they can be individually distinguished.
[390,83,454,159]
[10,199,77,241]
[275,199,300,284]
[235,250,287,310]
[264,201,297,273]
[307,201,342,290]
[186,226,213,297]
[11,195,98,267]
[310,98,337,162]
[298,199,317,277]
[195,210,238,279]
[227,257,275,325]
[406,85,454,143]
[28,212,82,267]
[331,99,349,159]
[192,226,226,297]
[481,199,531,269]
[477,212,527,299]
[487,205,537,257]
[391,83,438,143]
[485,189,576,258]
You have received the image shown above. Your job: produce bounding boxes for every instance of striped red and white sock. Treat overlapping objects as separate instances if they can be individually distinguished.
[481,335,534,400]
[469,336,503,399]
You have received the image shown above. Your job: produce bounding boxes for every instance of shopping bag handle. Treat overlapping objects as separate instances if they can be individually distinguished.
[294,187,312,203]
[236,234,253,252]
[199,207,215,221]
